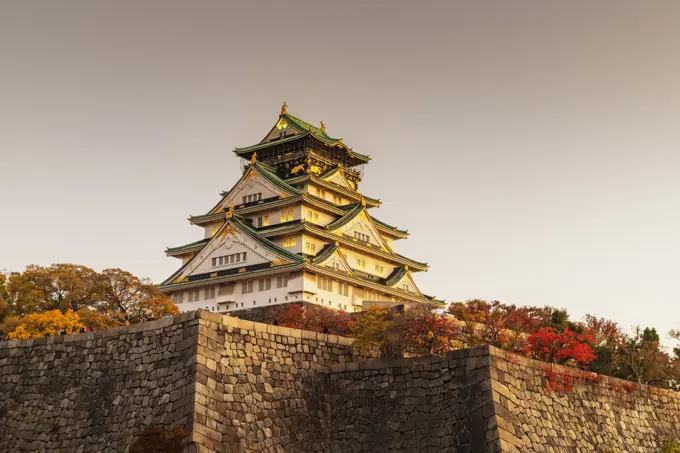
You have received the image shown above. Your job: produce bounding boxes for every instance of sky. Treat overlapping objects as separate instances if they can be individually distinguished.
[1,1,679,340]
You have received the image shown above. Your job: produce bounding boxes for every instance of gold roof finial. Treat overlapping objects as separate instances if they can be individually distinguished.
[320,120,326,133]
[250,152,257,164]
[280,101,288,115]
[360,195,366,208]
[334,241,339,247]
[226,204,235,219]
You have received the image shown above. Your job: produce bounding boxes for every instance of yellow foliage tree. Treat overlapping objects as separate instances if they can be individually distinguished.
[8,309,82,340]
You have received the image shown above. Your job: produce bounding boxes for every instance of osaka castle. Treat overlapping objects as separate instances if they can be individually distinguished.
[159,103,442,313]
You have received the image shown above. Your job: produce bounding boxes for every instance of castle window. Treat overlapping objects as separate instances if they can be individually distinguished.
[305,242,316,254]
[283,237,297,248]
[204,287,215,300]
[317,276,333,291]
[354,232,370,243]
[242,281,254,294]
[280,210,294,222]
[374,264,384,276]
[243,193,262,204]
[276,276,288,288]
[188,289,200,302]
[307,211,319,223]
[356,259,366,271]
[333,195,341,204]
[213,252,247,267]
[258,278,272,291]
[338,282,349,296]
[257,215,270,228]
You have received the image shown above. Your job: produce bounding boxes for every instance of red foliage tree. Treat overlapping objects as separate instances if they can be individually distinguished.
[447,299,551,351]
[271,303,354,336]
[400,305,459,355]
[524,327,596,367]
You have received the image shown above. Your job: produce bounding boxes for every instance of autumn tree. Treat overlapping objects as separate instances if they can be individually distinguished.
[582,314,624,377]
[524,327,596,367]
[0,272,9,324]
[400,305,460,355]
[447,300,553,351]
[8,309,82,340]
[76,308,124,331]
[3,264,99,314]
[352,305,403,358]
[97,268,176,323]
[614,326,678,387]
[268,303,354,336]
[1,264,178,336]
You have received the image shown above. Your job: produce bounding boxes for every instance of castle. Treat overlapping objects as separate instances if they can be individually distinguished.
[159,103,441,313]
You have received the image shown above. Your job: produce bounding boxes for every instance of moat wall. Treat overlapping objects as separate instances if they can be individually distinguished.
[0,311,200,452]
[327,347,499,453]
[2,310,680,452]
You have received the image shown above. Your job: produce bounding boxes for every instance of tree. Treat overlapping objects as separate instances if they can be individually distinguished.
[76,308,124,331]
[0,315,22,337]
[0,264,179,334]
[8,309,82,340]
[352,305,403,358]
[583,314,624,377]
[0,272,9,324]
[400,305,460,355]
[616,326,675,387]
[49,264,100,312]
[97,268,176,323]
[447,300,551,351]
[524,327,596,367]
[270,303,354,336]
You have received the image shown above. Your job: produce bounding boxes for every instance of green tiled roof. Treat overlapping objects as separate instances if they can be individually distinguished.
[311,243,337,264]
[166,238,210,254]
[325,203,363,231]
[160,214,304,287]
[423,294,446,305]
[370,216,408,236]
[384,267,408,287]
[231,216,304,263]
[200,160,300,217]
[250,160,301,197]
[234,112,370,162]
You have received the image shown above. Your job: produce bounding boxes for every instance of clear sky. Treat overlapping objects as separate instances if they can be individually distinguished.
[1,1,679,340]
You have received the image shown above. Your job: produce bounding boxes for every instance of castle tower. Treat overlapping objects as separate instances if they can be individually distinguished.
[159,103,442,313]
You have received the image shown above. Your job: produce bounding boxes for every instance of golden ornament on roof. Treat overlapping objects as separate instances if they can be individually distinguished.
[250,152,257,164]
[280,101,288,115]
[320,120,326,132]
[226,205,235,219]
[360,196,366,208]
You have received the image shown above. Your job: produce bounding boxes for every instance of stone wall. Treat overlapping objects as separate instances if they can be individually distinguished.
[0,311,201,453]
[192,311,374,453]
[489,347,680,453]
[3,310,680,453]
[327,346,500,453]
